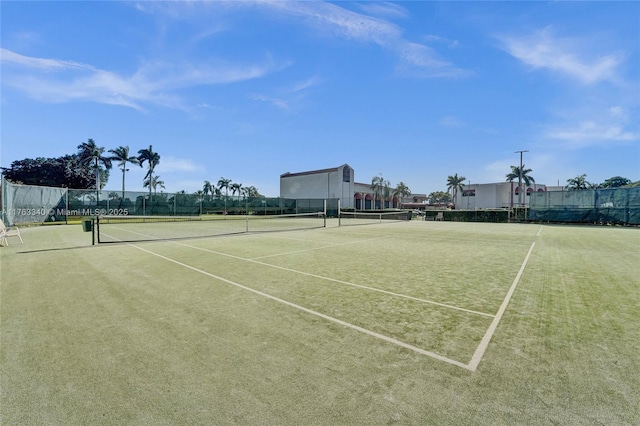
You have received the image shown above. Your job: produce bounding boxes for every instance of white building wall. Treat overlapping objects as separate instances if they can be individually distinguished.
[455,182,548,209]
[280,165,355,208]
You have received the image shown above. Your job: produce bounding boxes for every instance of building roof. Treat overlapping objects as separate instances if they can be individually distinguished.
[280,164,351,178]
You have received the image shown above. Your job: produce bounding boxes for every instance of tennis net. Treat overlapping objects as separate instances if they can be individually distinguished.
[95,212,326,243]
[338,210,411,226]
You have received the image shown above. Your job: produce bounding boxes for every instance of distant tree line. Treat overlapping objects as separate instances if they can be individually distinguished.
[369,175,411,208]
[439,168,636,209]
[1,139,263,198]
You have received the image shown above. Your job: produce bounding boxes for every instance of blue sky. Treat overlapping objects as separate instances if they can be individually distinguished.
[2,1,639,196]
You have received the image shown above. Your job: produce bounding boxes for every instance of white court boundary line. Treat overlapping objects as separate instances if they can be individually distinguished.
[467,242,536,371]
[128,243,470,370]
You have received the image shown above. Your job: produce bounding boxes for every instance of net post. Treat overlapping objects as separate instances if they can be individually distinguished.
[245,197,249,233]
[91,217,95,245]
[323,199,327,227]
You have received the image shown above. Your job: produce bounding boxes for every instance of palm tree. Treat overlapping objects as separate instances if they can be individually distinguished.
[138,145,161,198]
[231,182,242,198]
[566,174,591,190]
[382,181,392,209]
[446,173,466,209]
[217,177,232,214]
[77,138,112,202]
[143,175,165,194]
[203,180,214,200]
[109,145,140,200]
[506,165,535,206]
[393,182,411,209]
[217,177,232,196]
[370,175,389,209]
[243,186,261,198]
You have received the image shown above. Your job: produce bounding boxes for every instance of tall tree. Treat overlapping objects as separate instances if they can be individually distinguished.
[393,182,411,208]
[427,191,451,205]
[370,175,389,209]
[77,138,112,201]
[506,165,535,206]
[108,145,140,200]
[217,177,232,213]
[231,182,243,197]
[1,155,95,188]
[600,176,631,188]
[566,174,591,190]
[446,173,466,209]
[203,180,214,200]
[143,175,165,194]
[138,145,161,197]
[242,186,261,198]
[77,138,112,189]
[217,177,232,197]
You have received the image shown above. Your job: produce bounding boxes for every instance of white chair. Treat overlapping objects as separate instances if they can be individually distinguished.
[0,219,23,246]
[435,212,444,221]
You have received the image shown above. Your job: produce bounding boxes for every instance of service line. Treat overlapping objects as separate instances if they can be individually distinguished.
[129,243,471,371]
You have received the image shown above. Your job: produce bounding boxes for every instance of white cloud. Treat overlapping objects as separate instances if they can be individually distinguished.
[498,28,623,84]
[1,47,89,71]
[484,159,513,183]
[439,115,466,128]
[251,76,321,111]
[251,94,291,110]
[423,34,460,49]
[1,48,287,110]
[283,2,469,78]
[152,1,469,79]
[546,122,638,147]
[544,106,639,148]
[290,76,321,93]
[355,2,409,20]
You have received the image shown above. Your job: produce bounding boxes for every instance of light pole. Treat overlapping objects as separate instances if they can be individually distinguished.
[515,150,528,206]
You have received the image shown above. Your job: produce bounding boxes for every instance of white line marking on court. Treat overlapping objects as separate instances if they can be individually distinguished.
[176,242,495,318]
[537,226,543,237]
[129,243,471,370]
[467,241,536,372]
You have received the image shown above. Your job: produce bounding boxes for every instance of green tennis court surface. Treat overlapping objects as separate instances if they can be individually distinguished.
[1,220,638,424]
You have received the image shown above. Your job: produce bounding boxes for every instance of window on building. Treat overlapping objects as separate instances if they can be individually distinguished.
[343,167,351,182]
